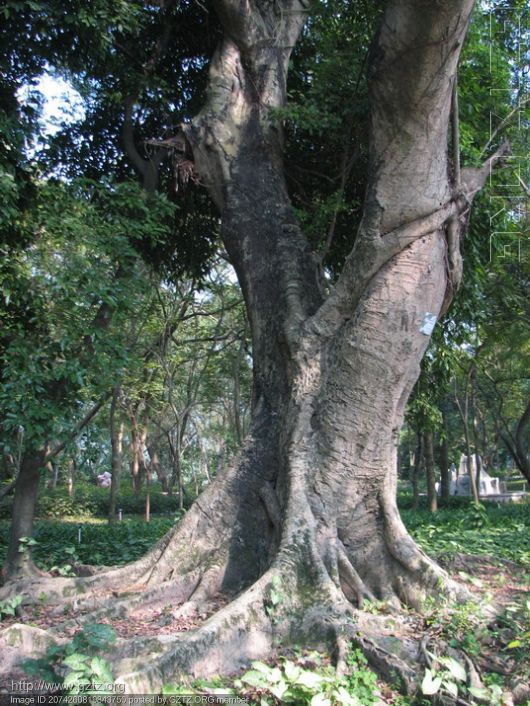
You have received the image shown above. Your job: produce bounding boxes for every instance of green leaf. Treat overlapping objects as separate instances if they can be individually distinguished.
[89,656,113,681]
[268,681,288,701]
[468,686,490,699]
[333,686,361,706]
[63,653,89,668]
[63,671,91,688]
[421,669,443,695]
[295,670,324,689]
[438,656,466,682]
[283,660,300,682]
[444,679,458,698]
[506,639,521,648]
[310,694,332,706]
[240,670,268,688]
[251,661,272,674]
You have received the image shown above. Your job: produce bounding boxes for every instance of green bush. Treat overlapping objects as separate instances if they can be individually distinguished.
[23,623,116,693]
[0,517,175,569]
[34,482,185,519]
[402,502,530,566]
[38,493,97,518]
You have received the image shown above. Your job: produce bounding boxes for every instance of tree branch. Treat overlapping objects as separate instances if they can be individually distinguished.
[480,97,530,158]
[306,141,511,343]
[0,479,17,502]
[46,394,112,462]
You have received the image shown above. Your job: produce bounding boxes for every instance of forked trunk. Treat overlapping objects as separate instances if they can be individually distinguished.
[182,0,477,605]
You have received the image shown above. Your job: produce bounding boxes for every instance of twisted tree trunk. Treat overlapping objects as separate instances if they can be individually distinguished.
[1,0,507,692]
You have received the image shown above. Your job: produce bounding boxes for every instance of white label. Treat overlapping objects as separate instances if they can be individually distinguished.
[420,313,437,335]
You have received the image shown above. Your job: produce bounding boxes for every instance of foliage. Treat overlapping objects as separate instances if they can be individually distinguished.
[23,623,116,693]
[165,649,379,706]
[402,502,530,566]
[0,594,22,620]
[497,598,530,664]
[35,483,185,519]
[1,178,171,451]
[421,654,466,701]
[0,517,174,570]
[282,0,381,274]
[1,502,527,575]
[421,653,506,706]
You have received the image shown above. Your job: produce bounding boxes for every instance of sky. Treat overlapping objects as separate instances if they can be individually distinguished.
[20,72,85,136]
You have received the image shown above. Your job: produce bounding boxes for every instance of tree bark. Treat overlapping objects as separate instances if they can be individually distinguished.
[148,446,169,493]
[424,431,438,513]
[513,401,530,483]
[3,450,46,580]
[440,409,451,502]
[129,413,146,494]
[109,388,124,522]
[455,377,480,503]
[412,431,423,510]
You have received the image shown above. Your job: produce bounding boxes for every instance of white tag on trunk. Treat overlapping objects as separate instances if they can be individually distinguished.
[419,313,437,335]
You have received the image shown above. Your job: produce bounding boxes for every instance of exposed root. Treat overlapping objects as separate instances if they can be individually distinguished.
[336,541,377,607]
[0,530,172,605]
[0,623,63,676]
[381,493,469,607]
[2,547,517,706]
[334,634,350,677]
[47,571,205,630]
[103,569,281,691]
[0,553,433,698]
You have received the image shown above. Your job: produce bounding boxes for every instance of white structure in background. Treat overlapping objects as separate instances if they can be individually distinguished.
[97,471,112,488]
[449,454,503,496]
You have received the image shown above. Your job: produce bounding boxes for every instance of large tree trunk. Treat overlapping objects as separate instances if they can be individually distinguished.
[505,401,530,484]
[1,0,505,691]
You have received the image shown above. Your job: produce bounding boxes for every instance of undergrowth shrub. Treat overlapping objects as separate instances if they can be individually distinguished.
[23,623,116,693]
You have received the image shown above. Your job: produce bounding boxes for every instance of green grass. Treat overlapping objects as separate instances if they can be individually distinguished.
[0,516,175,571]
[402,502,530,567]
[0,502,528,573]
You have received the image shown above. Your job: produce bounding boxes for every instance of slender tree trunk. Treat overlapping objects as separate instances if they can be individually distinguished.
[148,446,169,493]
[44,442,55,489]
[455,382,480,503]
[412,432,423,510]
[514,401,530,483]
[145,458,151,523]
[440,410,451,502]
[3,449,46,580]
[67,458,75,498]
[168,427,185,511]
[129,414,143,494]
[109,388,124,522]
[424,431,438,513]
